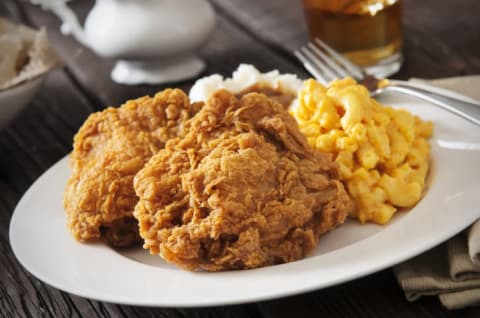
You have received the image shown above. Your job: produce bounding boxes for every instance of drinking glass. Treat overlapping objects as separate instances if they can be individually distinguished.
[301,0,403,77]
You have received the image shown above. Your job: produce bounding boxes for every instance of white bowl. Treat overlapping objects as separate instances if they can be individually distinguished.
[0,76,44,129]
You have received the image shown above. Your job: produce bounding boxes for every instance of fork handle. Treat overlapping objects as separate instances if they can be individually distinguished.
[381,82,480,127]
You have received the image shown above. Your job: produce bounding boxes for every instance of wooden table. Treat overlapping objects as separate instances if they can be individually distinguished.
[1,0,480,317]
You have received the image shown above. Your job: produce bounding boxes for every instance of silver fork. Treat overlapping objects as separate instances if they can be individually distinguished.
[295,38,480,127]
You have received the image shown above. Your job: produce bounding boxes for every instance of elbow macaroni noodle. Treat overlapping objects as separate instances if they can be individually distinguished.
[292,78,433,224]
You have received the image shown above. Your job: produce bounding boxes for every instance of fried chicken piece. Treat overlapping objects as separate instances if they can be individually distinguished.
[64,89,200,247]
[134,90,354,270]
[237,82,297,109]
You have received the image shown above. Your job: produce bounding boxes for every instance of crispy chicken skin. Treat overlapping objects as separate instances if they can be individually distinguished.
[133,90,354,270]
[64,89,200,247]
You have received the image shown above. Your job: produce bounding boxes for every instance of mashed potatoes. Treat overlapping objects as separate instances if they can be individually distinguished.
[291,78,433,224]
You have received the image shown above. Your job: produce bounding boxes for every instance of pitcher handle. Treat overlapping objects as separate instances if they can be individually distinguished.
[30,0,86,44]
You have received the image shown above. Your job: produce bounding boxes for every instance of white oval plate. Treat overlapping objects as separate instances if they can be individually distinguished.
[9,90,480,307]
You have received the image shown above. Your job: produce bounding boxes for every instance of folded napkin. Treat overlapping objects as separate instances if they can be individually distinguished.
[394,75,480,310]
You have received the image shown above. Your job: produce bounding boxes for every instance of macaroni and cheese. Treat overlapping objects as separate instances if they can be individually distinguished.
[291,78,433,224]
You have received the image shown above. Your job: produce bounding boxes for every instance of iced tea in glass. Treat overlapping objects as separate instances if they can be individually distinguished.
[301,0,403,77]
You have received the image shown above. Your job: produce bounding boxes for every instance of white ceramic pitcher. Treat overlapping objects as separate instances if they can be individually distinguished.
[32,0,216,85]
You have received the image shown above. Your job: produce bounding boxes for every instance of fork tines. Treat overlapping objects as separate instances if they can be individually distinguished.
[295,38,364,84]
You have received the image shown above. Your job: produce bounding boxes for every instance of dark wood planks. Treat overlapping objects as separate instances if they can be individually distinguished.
[210,0,308,52]
[258,269,480,318]
[400,0,480,78]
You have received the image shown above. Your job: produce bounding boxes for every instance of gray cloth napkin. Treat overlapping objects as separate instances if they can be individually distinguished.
[394,76,480,310]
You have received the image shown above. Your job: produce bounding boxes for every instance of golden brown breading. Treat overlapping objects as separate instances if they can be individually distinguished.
[133,90,353,270]
[64,89,200,247]
[237,83,296,109]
